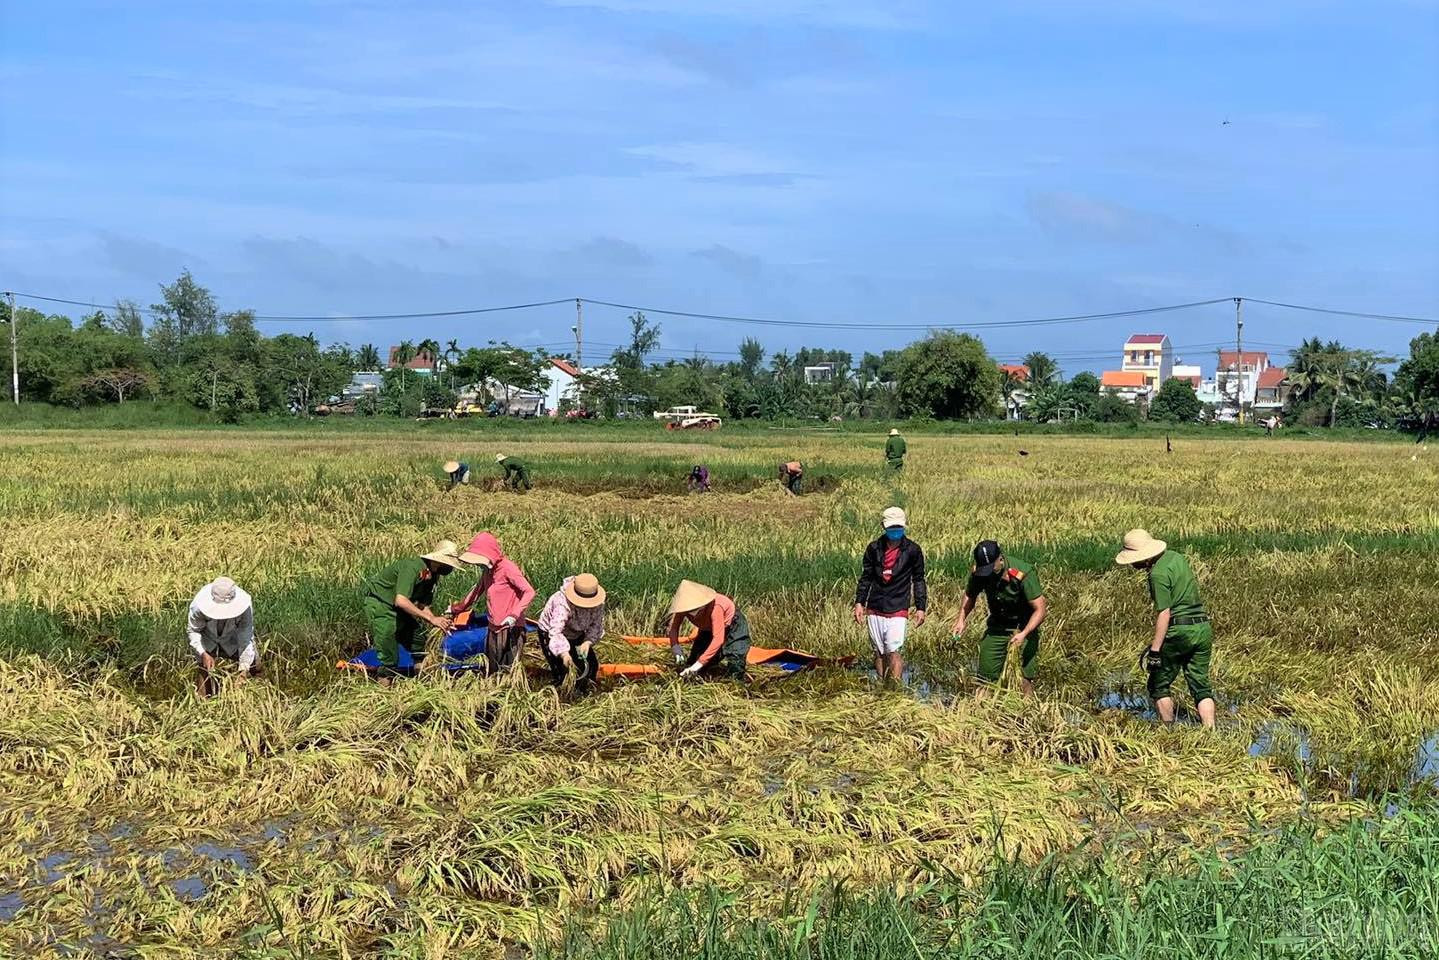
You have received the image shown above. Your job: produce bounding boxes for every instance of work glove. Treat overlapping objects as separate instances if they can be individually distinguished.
[679,663,702,679]
[1140,649,1164,673]
[501,616,517,629]
[671,646,685,665]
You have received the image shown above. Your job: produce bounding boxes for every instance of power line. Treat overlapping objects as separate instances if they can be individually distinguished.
[577,297,1235,331]
[1243,298,1438,326]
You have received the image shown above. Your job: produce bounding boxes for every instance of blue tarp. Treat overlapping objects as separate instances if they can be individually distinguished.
[342,616,539,675]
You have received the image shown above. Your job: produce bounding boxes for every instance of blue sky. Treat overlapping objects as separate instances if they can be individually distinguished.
[1,0,1436,374]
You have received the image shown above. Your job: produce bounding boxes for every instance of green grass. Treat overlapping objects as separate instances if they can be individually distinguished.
[543,808,1439,960]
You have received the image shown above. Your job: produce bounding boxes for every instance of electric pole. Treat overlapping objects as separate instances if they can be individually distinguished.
[1234,297,1244,426]
[5,290,16,405]
[574,298,583,371]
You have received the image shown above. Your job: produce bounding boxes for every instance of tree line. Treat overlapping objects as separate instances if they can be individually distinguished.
[2,271,1435,429]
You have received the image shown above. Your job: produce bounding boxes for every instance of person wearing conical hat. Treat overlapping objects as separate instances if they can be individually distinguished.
[360,540,465,684]
[1115,529,1216,729]
[885,428,907,471]
[188,576,259,697]
[443,459,471,491]
[667,580,751,681]
[853,506,927,684]
[536,573,607,691]
[495,453,531,491]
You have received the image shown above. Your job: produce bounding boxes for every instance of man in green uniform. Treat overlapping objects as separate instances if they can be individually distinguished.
[885,428,907,471]
[496,453,531,491]
[1115,529,1216,729]
[361,540,464,685]
[952,540,1047,698]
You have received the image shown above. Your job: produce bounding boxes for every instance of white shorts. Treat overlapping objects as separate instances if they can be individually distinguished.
[866,615,907,655]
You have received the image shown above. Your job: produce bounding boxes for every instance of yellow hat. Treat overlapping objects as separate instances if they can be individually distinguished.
[668,579,717,616]
[443,460,461,474]
[1114,529,1167,566]
[495,453,508,463]
[564,573,606,609]
[422,539,463,571]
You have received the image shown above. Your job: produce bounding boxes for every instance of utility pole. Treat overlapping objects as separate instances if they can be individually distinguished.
[1234,297,1244,426]
[574,298,583,371]
[5,290,16,405]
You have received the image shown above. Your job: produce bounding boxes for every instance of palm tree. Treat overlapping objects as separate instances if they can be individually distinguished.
[444,339,461,389]
[417,338,442,381]
[357,343,381,371]
[394,340,416,393]
[1000,372,1024,420]
[1022,351,1060,390]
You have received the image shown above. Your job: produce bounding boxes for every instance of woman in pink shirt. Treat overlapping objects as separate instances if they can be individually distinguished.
[452,531,536,672]
[667,579,751,681]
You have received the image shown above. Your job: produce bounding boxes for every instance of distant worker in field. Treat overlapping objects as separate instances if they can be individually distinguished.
[444,459,470,491]
[1115,529,1216,729]
[852,506,927,684]
[688,464,711,493]
[885,428,907,471]
[495,453,532,491]
[778,460,804,495]
[453,532,537,672]
[188,576,260,697]
[536,573,606,692]
[667,579,751,681]
[361,541,464,686]
[953,540,1047,699]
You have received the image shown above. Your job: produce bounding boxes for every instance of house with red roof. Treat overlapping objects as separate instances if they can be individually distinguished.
[387,346,436,374]
[1254,365,1289,414]
[1099,333,1172,404]
[1216,350,1271,412]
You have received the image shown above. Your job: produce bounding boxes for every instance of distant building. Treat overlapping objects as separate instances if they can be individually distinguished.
[342,371,384,402]
[1254,366,1289,415]
[1101,370,1152,404]
[387,347,436,374]
[998,364,1030,420]
[541,357,614,414]
[803,362,838,384]
[1171,363,1203,390]
[1119,334,1173,389]
[1216,350,1270,413]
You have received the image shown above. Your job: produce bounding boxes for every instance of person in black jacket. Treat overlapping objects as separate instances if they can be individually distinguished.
[852,506,928,684]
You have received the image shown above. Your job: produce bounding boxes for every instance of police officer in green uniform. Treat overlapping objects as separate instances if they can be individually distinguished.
[885,428,907,471]
[496,453,532,490]
[953,540,1047,698]
[1115,529,1216,729]
[360,540,463,686]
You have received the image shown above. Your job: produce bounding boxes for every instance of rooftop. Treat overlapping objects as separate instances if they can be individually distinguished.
[1125,334,1168,345]
[387,347,436,371]
[997,363,1030,382]
[1101,370,1149,388]
[1257,366,1287,389]
[549,357,580,378]
[1218,350,1270,368]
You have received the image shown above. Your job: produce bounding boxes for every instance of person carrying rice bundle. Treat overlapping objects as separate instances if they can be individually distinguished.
[953,539,1047,699]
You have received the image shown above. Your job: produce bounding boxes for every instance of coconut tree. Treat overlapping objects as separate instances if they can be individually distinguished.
[394,341,416,394]
[417,338,442,381]
[357,343,381,371]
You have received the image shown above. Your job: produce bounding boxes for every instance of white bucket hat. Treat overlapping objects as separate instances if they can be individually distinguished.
[889,428,900,436]
[495,453,508,463]
[1115,529,1167,566]
[882,506,907,529]
[194,577,252,620]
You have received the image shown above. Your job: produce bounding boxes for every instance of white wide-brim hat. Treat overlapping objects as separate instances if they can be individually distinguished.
[194,577,252,620]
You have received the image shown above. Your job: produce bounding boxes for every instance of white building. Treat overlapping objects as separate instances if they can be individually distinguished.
[1215,350,1271,413]
[541,358,614,414]
[1171,363,1202,389]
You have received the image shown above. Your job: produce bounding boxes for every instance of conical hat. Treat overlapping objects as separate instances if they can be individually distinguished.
[443,460,461,474]
[668,579,717,616]
[422,539,463,571]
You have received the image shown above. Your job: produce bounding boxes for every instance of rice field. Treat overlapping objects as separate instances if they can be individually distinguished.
[1,423,1436,957]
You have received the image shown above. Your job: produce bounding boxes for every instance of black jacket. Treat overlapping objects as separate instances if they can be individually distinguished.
[854,537,927,614]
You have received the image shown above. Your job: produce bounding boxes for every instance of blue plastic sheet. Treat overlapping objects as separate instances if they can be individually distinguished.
[342,616,538,675]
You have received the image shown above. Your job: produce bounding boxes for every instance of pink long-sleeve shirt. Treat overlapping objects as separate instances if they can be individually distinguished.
[450,532,536,625]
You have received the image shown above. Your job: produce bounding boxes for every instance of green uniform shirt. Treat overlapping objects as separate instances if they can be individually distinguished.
[885,435,906,459]
[364,556,437,609]
[965,558,1043,634]
[502,458,527,474]
[1147,550,1205,620]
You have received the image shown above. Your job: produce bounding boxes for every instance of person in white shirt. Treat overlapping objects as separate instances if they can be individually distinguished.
[535,573,605,691]
[188,576,258,696]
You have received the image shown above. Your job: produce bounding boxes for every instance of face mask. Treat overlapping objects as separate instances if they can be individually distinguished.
[884,527,905,541]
